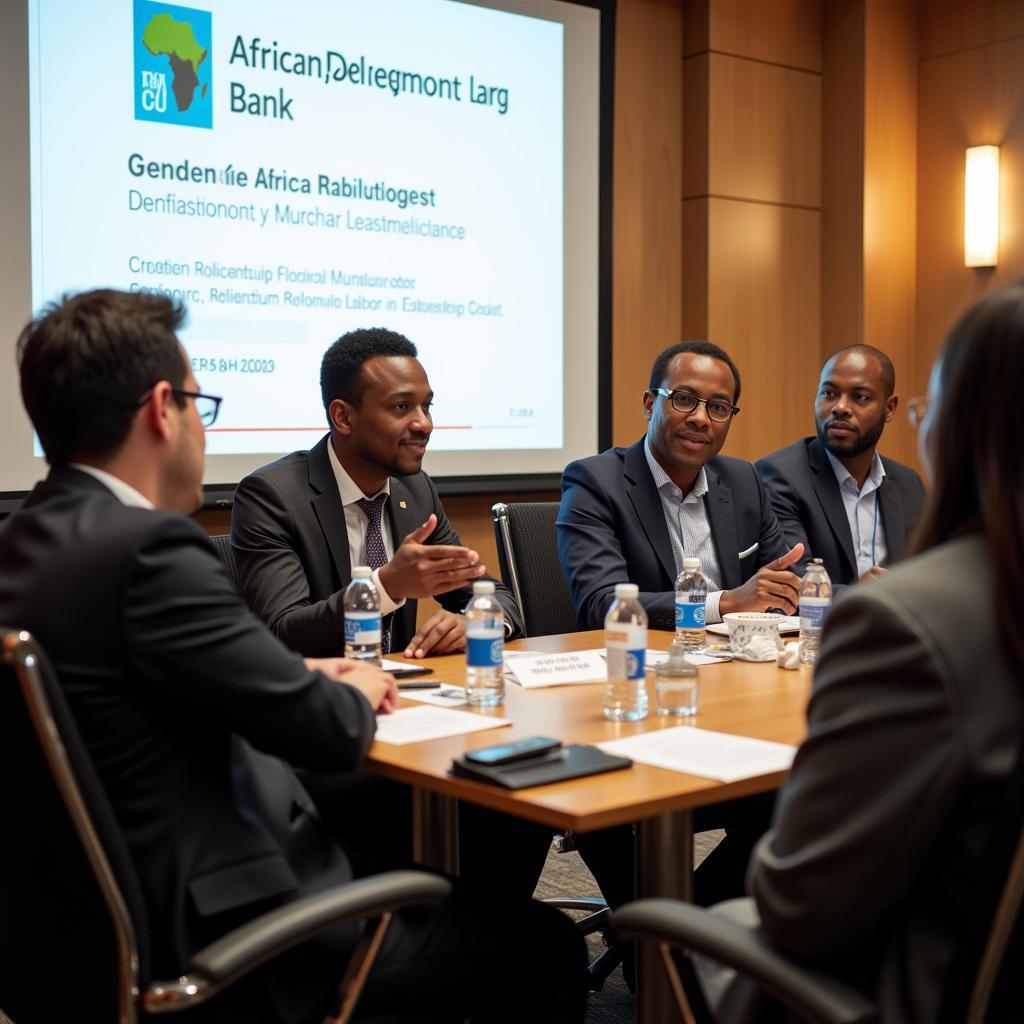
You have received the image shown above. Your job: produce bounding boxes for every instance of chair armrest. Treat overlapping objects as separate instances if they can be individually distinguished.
[612,898,878,1024]
[144,870,451,1011]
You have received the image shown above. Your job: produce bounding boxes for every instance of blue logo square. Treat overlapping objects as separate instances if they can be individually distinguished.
[134,0,212,129]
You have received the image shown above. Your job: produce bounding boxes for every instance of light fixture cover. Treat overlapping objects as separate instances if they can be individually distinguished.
[965,145,999,267]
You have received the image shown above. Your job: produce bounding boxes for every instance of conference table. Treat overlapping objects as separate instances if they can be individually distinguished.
[365,630,812,1024]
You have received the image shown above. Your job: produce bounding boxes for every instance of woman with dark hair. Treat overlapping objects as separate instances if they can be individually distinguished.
[741,282,1024,1021]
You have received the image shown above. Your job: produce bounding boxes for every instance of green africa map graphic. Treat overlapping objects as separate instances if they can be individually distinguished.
[142,12,208,111]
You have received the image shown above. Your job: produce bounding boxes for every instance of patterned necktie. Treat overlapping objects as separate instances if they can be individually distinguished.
[355,494,392,653]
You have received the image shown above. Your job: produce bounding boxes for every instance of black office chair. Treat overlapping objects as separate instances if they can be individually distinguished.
[613,765,1024,1024]
[210,531,243,593]
[492,501,580,638]
[490,501,618,985]
[0,627,451,1024]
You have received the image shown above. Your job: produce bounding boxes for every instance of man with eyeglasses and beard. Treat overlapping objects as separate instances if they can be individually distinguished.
[757,344,925,592]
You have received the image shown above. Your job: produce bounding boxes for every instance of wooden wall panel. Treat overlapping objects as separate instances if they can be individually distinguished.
[611,0,684,446]
[919,0,1024,60]
[685,0,822,71]
[862,0,918,466]
[917,33,1024,401]
[705,198,822,460]
[706,53,822,207]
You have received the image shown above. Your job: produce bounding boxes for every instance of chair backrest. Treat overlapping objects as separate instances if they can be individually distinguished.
[0,627,149,1024]
[211,532,243,594]
[491,502,579,637]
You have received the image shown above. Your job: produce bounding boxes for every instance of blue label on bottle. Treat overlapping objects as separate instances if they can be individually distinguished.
[344,611,381,645]
[467,633,503,668]
[625,648,646,680]
[675,600,706,630]
[799,600,829,630]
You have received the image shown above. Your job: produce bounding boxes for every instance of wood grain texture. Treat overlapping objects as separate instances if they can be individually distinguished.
[822,0,865,353]
[919,0,1024,61]
[368,629,810,831]
[916,33,1024,415]
[704,53,822,207]
[863,0,918,467]
[611,0,684,447]
[685,0,822,71]
[704,197,822,461]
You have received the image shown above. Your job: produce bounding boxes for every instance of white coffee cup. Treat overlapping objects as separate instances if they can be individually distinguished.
[724,613,784,661]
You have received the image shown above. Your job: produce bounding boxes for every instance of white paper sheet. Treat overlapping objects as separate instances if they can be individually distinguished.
[399,686,469,708]
[645,649,732,666]
[373,706,511,746]
[597,727,796,783]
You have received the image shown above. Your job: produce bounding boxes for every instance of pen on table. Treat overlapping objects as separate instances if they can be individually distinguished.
[398,680,442,691]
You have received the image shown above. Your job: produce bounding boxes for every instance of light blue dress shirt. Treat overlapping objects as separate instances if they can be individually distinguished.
[824,449,888,579]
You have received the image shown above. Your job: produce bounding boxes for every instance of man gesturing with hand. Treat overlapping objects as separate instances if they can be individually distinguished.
[233,328,522,658]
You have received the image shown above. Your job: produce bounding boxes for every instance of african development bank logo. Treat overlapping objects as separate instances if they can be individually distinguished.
[134,0,212,129]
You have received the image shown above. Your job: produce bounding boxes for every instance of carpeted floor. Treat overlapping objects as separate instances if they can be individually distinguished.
[533,831,724,1023]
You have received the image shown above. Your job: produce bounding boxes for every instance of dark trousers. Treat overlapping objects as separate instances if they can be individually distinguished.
[302,769,553,898]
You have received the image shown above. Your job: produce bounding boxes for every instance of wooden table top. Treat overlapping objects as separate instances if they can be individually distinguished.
[365,631,812,832]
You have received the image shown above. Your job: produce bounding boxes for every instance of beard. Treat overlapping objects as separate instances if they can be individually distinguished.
[817,415,886,459]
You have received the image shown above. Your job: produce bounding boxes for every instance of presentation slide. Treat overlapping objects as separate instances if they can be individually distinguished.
[0,0,604,496]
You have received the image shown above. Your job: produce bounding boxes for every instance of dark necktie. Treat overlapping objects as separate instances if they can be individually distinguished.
[355,494,392,653]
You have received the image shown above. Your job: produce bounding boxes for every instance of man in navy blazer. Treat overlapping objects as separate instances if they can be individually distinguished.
[556,340,798,983]
[756,344,925,590]
[558,341,803,630]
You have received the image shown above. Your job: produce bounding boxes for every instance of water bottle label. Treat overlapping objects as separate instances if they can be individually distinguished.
[467,629,503,668]
[799,599,829,630]
[344,611,381,646]
[675,600,706,630]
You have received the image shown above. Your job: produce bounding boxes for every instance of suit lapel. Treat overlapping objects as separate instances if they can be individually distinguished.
[625,440,677,585]
[705,464,740,590]
[808,439,857,578]
[385,477,420,546]
[876,470,906,564]
[308,435,353,586]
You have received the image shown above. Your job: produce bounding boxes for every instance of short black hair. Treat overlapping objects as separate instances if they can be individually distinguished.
[320,327,418,416]
[648,340,742,402]
[17,289,187,466]
[823,344,896,397]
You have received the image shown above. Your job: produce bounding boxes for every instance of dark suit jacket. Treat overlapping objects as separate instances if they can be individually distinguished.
[0,468,374,1007]
[557,438,791,630]
[231,435,523,657]
[749,534,1022,1022]
[755,437,925,587]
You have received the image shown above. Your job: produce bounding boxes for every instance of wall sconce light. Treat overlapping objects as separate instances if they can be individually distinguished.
[964,145,999,267]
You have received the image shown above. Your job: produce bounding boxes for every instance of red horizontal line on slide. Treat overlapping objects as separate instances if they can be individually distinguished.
[205,425,473,432]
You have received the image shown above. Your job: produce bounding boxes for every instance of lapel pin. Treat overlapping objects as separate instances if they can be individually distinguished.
[399,500,407,509]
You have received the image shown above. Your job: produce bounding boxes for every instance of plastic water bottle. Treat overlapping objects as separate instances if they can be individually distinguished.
[799,558,832,665]
[604,583,648,721]
[343,566,381,664]
[465,580,505,707]
[655,638,699,717]
[674,557,708,652]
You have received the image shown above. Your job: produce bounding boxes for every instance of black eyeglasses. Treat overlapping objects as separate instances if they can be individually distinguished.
[135,389,223,427]
[652,388,739,422]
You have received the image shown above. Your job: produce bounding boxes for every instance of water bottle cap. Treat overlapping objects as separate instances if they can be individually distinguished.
[666,639,692,666]
[352,566,372,579]
[811,557,823,565]
[614,583,639,600]
[473,580,496,595]
[682,557,701,570]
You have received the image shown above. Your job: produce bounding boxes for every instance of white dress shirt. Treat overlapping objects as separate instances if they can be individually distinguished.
[327,442,407,616]
[70,464,154,509]
[644,437,726,623]
[824,449,888,579]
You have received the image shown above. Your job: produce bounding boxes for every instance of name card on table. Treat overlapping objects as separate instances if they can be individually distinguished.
[506,651,608,689]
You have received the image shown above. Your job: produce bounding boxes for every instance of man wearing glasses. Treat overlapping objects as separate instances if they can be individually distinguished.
[557,340,803,632]
[0,289,587,1024]
[756,344,925,591]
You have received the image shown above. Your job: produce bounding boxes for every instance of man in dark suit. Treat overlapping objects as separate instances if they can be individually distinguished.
[556,340,795,981]
[232,328,523,659]
[558,340,803,630]
[0,289,586,1024]
[756,344,925,589]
